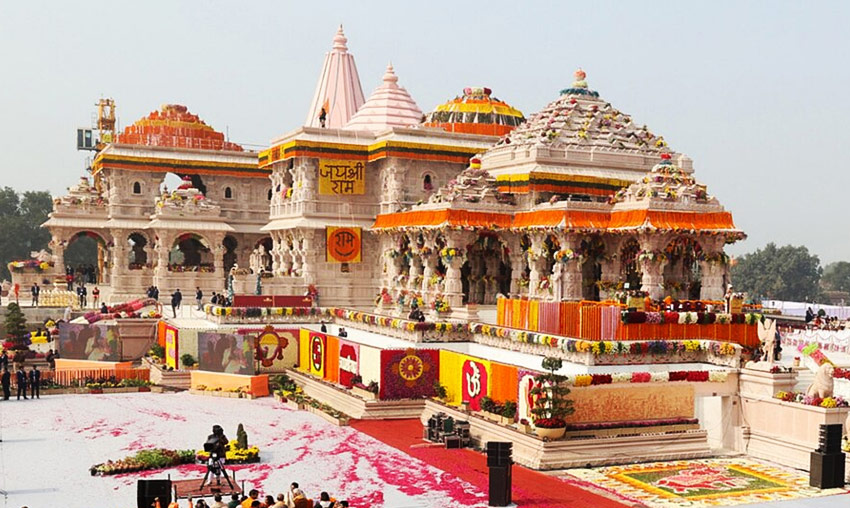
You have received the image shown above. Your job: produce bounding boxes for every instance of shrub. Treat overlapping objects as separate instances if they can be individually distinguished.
[180,353,196,367]
[149,344,165,358]
[432,380,448,400]
[530,357,574,428]
[479,396,496,413]
[501,400,517,420]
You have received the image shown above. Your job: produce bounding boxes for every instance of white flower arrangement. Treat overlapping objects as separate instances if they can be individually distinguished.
[708,371,729,383]
[611,372,632,384]
[678,311,698,324]
[650,372,668,383]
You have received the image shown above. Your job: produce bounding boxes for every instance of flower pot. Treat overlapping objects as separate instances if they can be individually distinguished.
[535,426,566,440]
[138,386,151,392]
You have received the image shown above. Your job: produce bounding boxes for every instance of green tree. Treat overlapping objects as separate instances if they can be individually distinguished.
[0,187,53,280]
[529,357,574,428]
[822,262,850,294]
[731,243,822,302]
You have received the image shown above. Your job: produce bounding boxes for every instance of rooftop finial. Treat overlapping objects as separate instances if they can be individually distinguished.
[383,62,398,85]
[572,68,588,89]
[333,24,348,52]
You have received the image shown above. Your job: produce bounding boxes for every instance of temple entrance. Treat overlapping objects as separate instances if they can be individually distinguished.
[662,236,703,300]
[128,233,148,270]
[223,236,238,273]
[251,237,273,273]
[64,231,106,284]
[463,233,509,305]
[580,235,605,301]
[169,233,213,273]
[620,239,642,289]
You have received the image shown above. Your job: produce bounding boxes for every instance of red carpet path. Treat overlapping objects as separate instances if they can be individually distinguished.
[350,419,630,508]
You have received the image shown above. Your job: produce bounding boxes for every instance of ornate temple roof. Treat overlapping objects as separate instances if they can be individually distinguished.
[116,104,243,151]
[423,87,524,136]
[345,64,423,132]
[305,25,366,129]
[494,69,668,154]
[609,153,712,207]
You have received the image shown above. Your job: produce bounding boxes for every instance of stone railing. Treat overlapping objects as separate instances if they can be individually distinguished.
[202,305,469,343]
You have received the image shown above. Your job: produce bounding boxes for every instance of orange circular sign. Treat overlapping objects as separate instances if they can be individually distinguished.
[328,228,361,263]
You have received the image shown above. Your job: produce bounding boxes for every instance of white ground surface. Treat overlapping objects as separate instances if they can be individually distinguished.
[0,392,488,508]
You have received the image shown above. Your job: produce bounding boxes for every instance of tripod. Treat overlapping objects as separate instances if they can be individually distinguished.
[199,455,234,491]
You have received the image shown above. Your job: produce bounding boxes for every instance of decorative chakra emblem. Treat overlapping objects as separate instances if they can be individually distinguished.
[655,466,753,494]
[311,335,324,372]
[392,348,430,387]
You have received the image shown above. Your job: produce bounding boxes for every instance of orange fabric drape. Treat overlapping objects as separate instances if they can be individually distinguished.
[489,362,519,403]
[373,209,512,229]
[324,335,340,384]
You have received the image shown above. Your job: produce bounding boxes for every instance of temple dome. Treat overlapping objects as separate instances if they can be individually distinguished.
[345,63,423,132]
[424,87,524,136]
[305,25,366,129]
[496,69,669,155]
[117,104,243,151]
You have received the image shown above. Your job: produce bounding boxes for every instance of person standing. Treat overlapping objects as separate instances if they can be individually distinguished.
[81,284,88,308]
[13,282,19,304]
[1,366,11,400]
[46,349,56,370]
[171,289,183,318]
[0,350,8,371]
[16,365,28,400]
[92,286,100,309]
[196,287,204,311]
[31,282,40,307]
[29,365,40,399]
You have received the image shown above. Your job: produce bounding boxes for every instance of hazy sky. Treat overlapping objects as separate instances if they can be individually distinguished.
[1,1,849,263]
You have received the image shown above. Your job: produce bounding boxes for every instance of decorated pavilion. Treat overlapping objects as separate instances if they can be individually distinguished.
[373,70,744,318]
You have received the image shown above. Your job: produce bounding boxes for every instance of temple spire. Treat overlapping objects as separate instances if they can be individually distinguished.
[345,62,423,132]
[305,25,365,129]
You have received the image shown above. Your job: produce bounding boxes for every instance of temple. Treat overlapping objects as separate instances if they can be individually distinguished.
[39,30,743,316]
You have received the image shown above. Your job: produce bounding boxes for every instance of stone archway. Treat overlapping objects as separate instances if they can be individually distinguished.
[580,235,605,301]
[620,239,642,290]
[662,236,703,300]
[65,230,109,284]
[128,232,149,269]
[463,232,509,305]
[169,233,213,273]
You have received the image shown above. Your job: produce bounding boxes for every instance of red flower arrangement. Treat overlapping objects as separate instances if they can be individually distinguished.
[668,371,689,381]
[590,374,612,385]
[631,372,651,383]
[534,417,567,429]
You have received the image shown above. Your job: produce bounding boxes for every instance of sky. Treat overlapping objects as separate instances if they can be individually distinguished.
[1,1,849,263]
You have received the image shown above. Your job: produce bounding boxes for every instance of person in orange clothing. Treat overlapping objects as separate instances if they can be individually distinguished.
[241,489,260,508]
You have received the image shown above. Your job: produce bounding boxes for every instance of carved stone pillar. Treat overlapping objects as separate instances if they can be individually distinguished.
[408,252,423,292]
[110,230,126,280]
[484,255,501,304]
[421,248,439,297]
[299,229,319,285]
[527,232,547,298]
[49,237,66,275]
[153,233,170,285]
[638,235,668,301]
[699,236,728,301]
[214,244,224,276]
[442,231,470,313]
[381,166,407,214]
[506,235,526,298]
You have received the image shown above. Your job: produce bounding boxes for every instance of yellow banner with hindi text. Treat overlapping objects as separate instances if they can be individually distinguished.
[319,160,365,195]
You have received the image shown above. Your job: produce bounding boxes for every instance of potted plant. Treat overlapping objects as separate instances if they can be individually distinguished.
[530,357,574,440]
[180,353,196,369]
[433,380,448,402]
[518,418,532,434]
[500,400,518,425]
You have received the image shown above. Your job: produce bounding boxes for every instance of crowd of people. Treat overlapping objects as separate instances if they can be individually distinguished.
[179,484,348,508]
[805,307,847,330]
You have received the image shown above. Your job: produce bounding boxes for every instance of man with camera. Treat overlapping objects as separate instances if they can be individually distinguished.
[202,424,233,489]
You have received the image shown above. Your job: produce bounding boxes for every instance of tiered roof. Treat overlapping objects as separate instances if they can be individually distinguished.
[424,87,524,136]
[116,104,243,151]
[345,64,423,132]
[495,69,667,154]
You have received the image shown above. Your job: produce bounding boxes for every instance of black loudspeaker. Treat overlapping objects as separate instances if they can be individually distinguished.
[810,451,845,489]
[137,479,172,508]
[486,441,513,467]
[488,466,512,506]
[486,442,512,506]
[818,424,843,454]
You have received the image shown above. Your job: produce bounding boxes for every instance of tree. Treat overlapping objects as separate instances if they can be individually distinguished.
[822,262,850,294]
[0,187,53,280]
[4,302,29,364]
[529,357,574,428]
[731,243,822,302]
